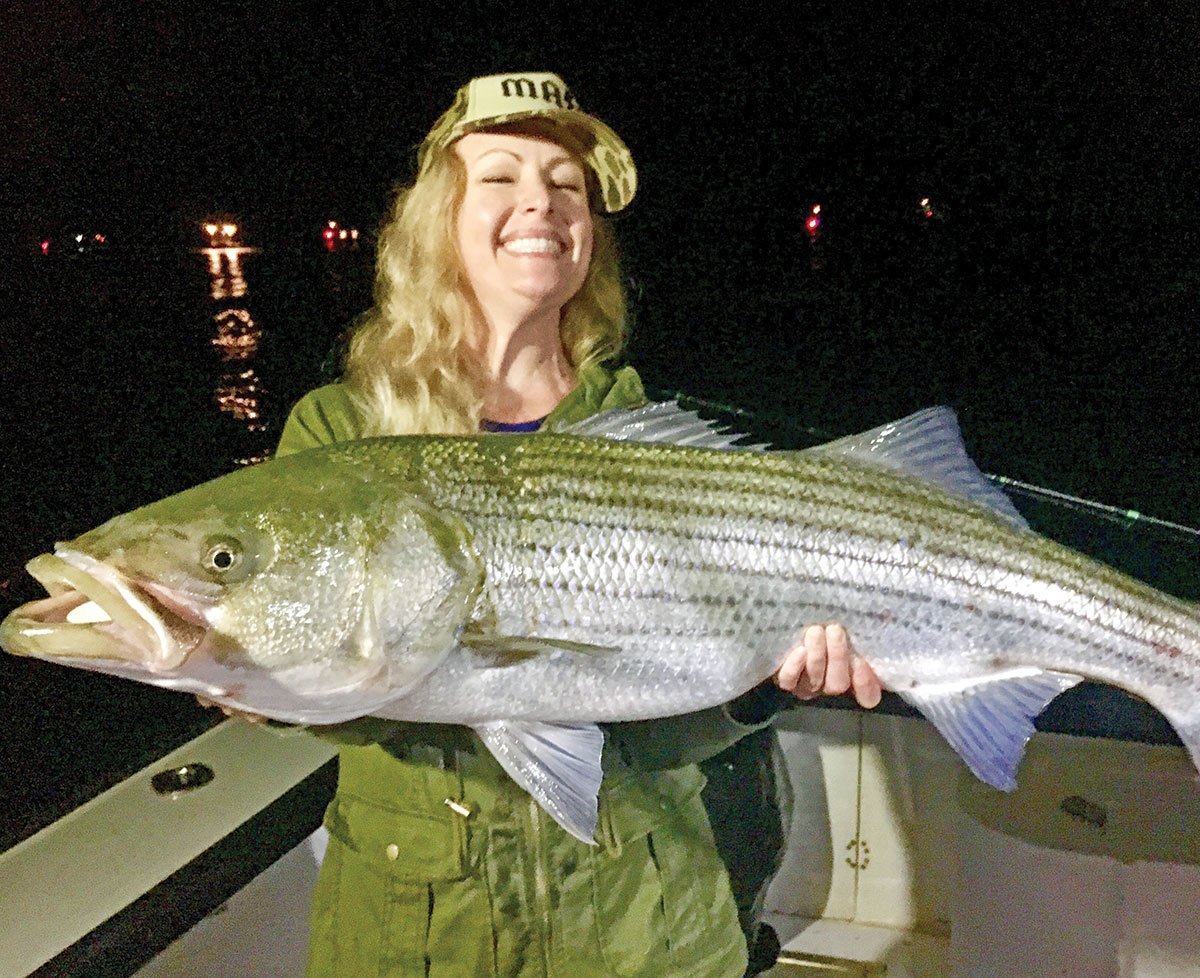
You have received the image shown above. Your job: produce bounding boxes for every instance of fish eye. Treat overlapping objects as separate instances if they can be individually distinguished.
[204,540,242,574]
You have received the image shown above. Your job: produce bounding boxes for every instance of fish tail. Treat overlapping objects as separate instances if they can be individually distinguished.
[1159,699,1200,779]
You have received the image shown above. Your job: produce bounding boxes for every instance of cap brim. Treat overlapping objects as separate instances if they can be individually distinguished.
[447,108,637,213]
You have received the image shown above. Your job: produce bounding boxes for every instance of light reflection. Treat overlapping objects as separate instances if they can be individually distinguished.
[212,308,260,361]
[200,236,271,465]
[234,449,274,467]
[215,366,266,431]
[202,247,253,300]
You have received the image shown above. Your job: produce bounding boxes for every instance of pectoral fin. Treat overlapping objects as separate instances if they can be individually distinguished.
[899,667,1083,790]
[475,720,605,845]
[460,628,618,665]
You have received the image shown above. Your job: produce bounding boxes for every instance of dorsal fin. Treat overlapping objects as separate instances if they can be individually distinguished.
[808,406,1028,530]
[554,402,1023,528]
[550,401,763,451]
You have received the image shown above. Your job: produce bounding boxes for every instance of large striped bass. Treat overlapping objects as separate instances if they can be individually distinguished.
[3,404,1198,842]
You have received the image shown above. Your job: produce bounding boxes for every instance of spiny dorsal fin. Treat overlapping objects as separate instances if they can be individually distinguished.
[549,401,762,451]
[808,406,1028,530]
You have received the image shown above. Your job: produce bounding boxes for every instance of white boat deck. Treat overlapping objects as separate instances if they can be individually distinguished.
[6,709,1199,977]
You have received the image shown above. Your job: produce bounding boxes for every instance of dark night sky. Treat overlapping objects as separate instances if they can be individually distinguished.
[6,3,1197,229]
[3,1,1199,522]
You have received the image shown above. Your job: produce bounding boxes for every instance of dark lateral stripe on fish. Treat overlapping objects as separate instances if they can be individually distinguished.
[511,568,1185,686]
[446,457,1072,576]
[518,492,999,555]
[454,446,1001,528]
[485,444,1178,607]
[461,492,1188,641]
[484,526,1196,685]
[455,477,1000,546]
[426,442,1198,659]
[515,572,1193,689]
[499,505,1190,645]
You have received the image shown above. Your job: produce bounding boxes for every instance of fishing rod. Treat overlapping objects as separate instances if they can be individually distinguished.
[649,387,1200,542]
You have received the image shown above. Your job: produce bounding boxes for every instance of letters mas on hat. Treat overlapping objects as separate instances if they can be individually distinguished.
[420,72,637,213]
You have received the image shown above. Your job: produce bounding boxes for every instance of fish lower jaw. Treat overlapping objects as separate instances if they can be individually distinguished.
[2,611,151,665]
[9,552,199,670]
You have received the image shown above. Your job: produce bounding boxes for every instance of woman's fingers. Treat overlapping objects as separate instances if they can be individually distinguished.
[774,623,884,707]
[850,655,884,708]
[776,625,824,698]
[822,623,852,696]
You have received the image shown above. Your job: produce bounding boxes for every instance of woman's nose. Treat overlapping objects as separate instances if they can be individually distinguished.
[519,177,553,212]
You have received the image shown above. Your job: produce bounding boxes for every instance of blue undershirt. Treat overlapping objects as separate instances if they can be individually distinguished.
[481,417,546,433]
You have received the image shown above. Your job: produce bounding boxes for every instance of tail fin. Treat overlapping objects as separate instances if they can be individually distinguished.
[1158,700,1200,782]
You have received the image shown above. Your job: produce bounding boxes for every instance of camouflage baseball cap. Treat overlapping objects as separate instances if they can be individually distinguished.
[419,72,637,213]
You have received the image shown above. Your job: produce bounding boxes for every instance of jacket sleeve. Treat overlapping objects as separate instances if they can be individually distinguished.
[276,385,364,458]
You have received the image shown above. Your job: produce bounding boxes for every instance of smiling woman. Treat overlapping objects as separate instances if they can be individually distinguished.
[451,126,594,423]
[268,71,881,978]
[335,74,633,443]
[273,72,761,978]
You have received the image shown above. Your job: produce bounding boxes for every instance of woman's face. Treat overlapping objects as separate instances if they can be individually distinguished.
[454,130,594,322]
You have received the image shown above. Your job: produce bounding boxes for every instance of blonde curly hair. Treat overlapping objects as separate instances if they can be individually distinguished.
[344,119,628,435]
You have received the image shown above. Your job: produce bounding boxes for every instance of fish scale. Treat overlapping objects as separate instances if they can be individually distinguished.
[382,427,1200,733]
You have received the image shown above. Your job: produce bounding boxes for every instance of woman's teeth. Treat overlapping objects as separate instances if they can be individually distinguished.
[503,237,563,255]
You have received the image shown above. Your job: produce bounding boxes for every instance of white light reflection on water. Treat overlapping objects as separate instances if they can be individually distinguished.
[202,246,255,301]
[215,367,266,430]
[212,308,260,361]
[201,245,271,465]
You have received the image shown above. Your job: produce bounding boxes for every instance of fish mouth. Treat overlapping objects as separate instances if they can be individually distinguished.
[0,550,208,671]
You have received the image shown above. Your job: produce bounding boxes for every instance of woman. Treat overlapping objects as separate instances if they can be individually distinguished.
[276,72,881,978]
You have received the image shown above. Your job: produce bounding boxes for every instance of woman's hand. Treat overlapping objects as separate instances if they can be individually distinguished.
[774,623,883,708]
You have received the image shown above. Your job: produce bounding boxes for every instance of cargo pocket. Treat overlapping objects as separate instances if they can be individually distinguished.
[590,767,743,977]
[305,795,486,978]
[324,792,469,883]
[305,833,433,977]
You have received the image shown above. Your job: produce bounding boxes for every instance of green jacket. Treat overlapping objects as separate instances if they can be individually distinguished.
[281,365,763,978]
